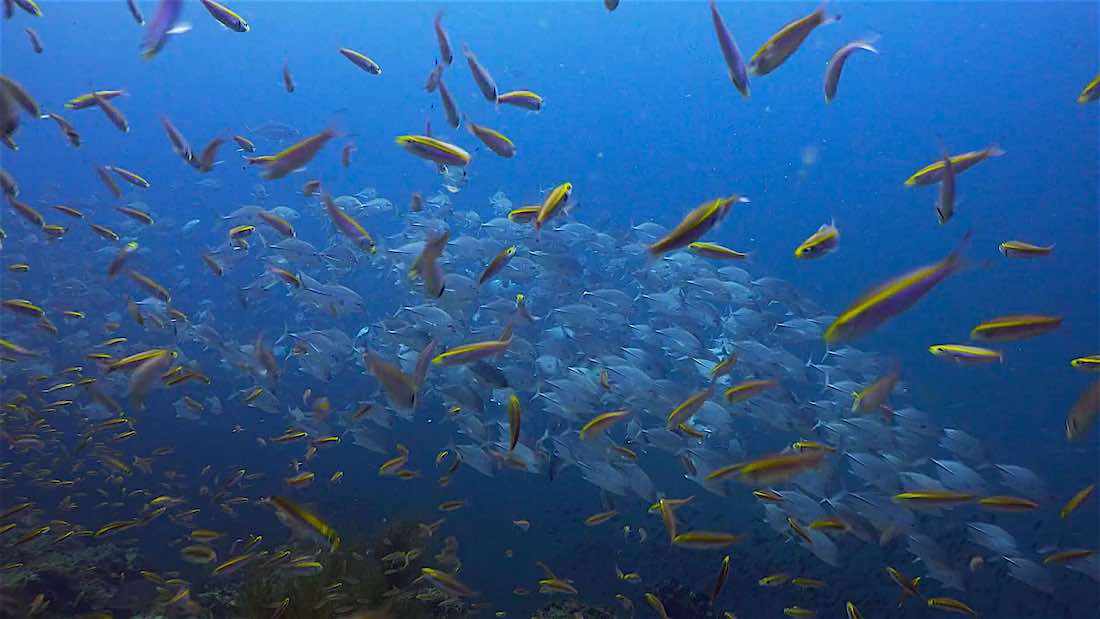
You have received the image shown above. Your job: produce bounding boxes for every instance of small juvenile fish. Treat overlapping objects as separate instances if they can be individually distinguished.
[233,135,255,152]
[282,60,295,92]
[25,27,43,53]
[823,37,878,103]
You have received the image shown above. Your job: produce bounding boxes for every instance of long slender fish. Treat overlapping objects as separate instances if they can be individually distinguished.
[438,78,460,128]
[322,192,375,254]
[466,120,515,158]
[825,232,971,343]
[464,45,497,101]
[140,0,184,59]
[200,0,249,32]
[648,194,747,257]
[395,135,470,167]
[126,0,144,25]
[904,144,1005,186]
[935,144,956,224]
[434,11,453,65]
[261,127,336,180]
[24,27,43,53]
[282,60,295,93]
[160,116,193,162]
[823,37,878,103]
[748,3,839,76]
[709,0,749,97]
[339,48,382,75]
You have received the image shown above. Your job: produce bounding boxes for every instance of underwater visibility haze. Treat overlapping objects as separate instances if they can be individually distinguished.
[0,0,1098,617]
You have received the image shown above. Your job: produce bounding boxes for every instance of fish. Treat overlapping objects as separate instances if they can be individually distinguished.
[422,567,475,597]
[927,597,977,616]
[463,45,497,101]
[724,378,776,404]
[689,242,749,260]
[648,194,747,257]
[126,0,144,24]
[709,0,750,97]
[794,220,839,258]
[534,182,573,236]
[496,90,543,111]
[322,192,375,254]
[823,37,878,103]
[671,530,742,549]
[710,554,731,602]
[395,135,470,167]
[1066,381,1100,440]
[894,489,976,506]
[969,314,1062,342]
[437,77,460,128]
[579,410,630,440]
[92,89,129,133]
[748,3,840,76]
[584,510,618,526]
[40,112,80,146]
[1077,73,1100,104]
[282,60,295,92]
[432,325,513,366]
[140,0,186,59]
[928,344,1003,365]
[261,128,337,180]
[233,135,255,152]
[200,0,249,32]
[935,142,956,224]
[507,393,522,451]
[479,245,517,285]
[265,496,340,551]
[466,120,515,158]
[339,48,382,75]
[434,11,453,64]
[108,165,150,188]
[24,27,43,53]
[1070,355,1100,372]
[825,232,971,343]
[905,144,1006,186]
[644,593,669,619]
[999,240,1053,257]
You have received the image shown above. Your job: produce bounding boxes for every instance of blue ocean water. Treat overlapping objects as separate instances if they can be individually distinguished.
[0,1,1097,618]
